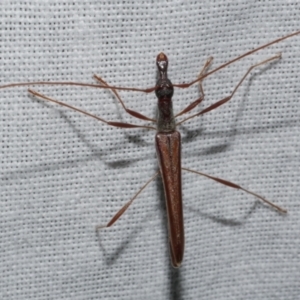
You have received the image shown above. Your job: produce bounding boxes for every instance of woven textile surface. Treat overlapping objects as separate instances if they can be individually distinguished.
[1,1,300,299]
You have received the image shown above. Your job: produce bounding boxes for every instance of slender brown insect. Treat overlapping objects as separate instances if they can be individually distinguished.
[1,30,300,267]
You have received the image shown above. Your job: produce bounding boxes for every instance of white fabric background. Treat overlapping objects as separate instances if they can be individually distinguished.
[1,1,300,299]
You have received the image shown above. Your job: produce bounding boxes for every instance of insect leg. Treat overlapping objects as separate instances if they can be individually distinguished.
[174,30,300,89]
[95,172,159,231]
[29,89,156,130]
[182,167,286,213]
[198,56,213,98]
[93,74,156,122]
[176,53,281,126]
[175,57,213,118]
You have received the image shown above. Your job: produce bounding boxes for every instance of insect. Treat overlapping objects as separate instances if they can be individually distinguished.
[1,30,300,268]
